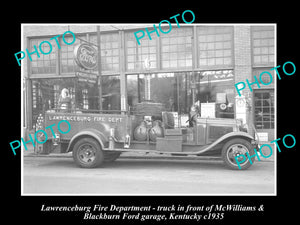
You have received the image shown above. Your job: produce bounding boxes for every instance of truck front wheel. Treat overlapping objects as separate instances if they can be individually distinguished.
[72,137,104,168]
[221,138,255,170]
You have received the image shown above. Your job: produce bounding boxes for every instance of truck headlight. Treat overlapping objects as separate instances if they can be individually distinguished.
[239,124,248,132]
[237,119,248,132]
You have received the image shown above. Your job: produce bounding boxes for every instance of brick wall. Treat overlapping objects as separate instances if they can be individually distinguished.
[234,25,252,85]
[233,25,254,135]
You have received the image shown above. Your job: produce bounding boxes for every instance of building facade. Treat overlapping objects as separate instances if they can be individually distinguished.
[22,24,275,141]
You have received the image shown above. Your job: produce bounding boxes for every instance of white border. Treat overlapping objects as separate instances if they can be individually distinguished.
[21,23,277,196]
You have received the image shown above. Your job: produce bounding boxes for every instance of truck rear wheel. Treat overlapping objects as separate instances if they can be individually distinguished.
[72,137,104,168]
[221,138,254,170]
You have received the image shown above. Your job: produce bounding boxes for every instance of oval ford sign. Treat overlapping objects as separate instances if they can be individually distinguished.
[74,44,97,70]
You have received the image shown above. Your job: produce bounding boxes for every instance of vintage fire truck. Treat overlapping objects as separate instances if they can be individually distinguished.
[34,102,258,170]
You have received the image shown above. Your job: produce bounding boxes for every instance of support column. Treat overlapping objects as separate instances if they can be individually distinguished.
[97,26,103,111]
[233,25,253,134]
[25,78,32,129]
[119,30,127,112]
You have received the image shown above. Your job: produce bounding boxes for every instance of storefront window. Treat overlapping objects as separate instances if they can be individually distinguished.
[127,70,234,118]
[198,26,233,67]
[102,75,121,111]
[30,38,56,74]
[32,78,75,121]
[254,90,274,129]
[252,26,275,66]
[125,30,157,71]
[127,74,145,108]
[31,78,100,122]
[161,27,193,69]
[150,73,176,110]
[193,70,235,118]
[126,72,190,116]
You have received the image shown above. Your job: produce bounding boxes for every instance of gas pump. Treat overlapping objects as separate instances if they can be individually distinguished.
[235,91,247,124]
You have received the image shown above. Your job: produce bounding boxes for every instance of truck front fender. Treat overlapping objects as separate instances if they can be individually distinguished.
[215,131,255,144]
[196,131,256,155]
[66,128,109,152]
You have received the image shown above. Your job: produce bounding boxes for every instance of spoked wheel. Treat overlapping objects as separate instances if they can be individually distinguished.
[72,138,104,168]
[222,138,255,170]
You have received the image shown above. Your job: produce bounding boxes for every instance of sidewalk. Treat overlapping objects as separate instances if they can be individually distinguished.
[22,142,274,162]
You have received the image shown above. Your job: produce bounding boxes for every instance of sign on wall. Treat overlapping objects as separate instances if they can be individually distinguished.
[74,43,98,70]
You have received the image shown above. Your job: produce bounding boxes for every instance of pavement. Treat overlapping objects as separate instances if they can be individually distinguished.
[23,155,275,195]
[22,142,275,195]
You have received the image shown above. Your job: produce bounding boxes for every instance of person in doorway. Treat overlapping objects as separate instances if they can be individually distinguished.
[58,88,72,113]
[168,97,175,112]
[188,100,201,127]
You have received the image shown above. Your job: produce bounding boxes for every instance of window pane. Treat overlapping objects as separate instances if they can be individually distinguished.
[60,34,85,73]
[30,38,57,74]
[160,27,193,69]
[198,26,233,67]
[254,90,274,129]
[125,31,157,71]
[252,26,275,66]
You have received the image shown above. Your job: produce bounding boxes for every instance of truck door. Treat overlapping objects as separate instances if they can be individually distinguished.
[195,118,207,145]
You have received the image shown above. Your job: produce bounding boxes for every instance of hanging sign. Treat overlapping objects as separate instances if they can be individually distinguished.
[74,43,98,70]
[76,71,97,84]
